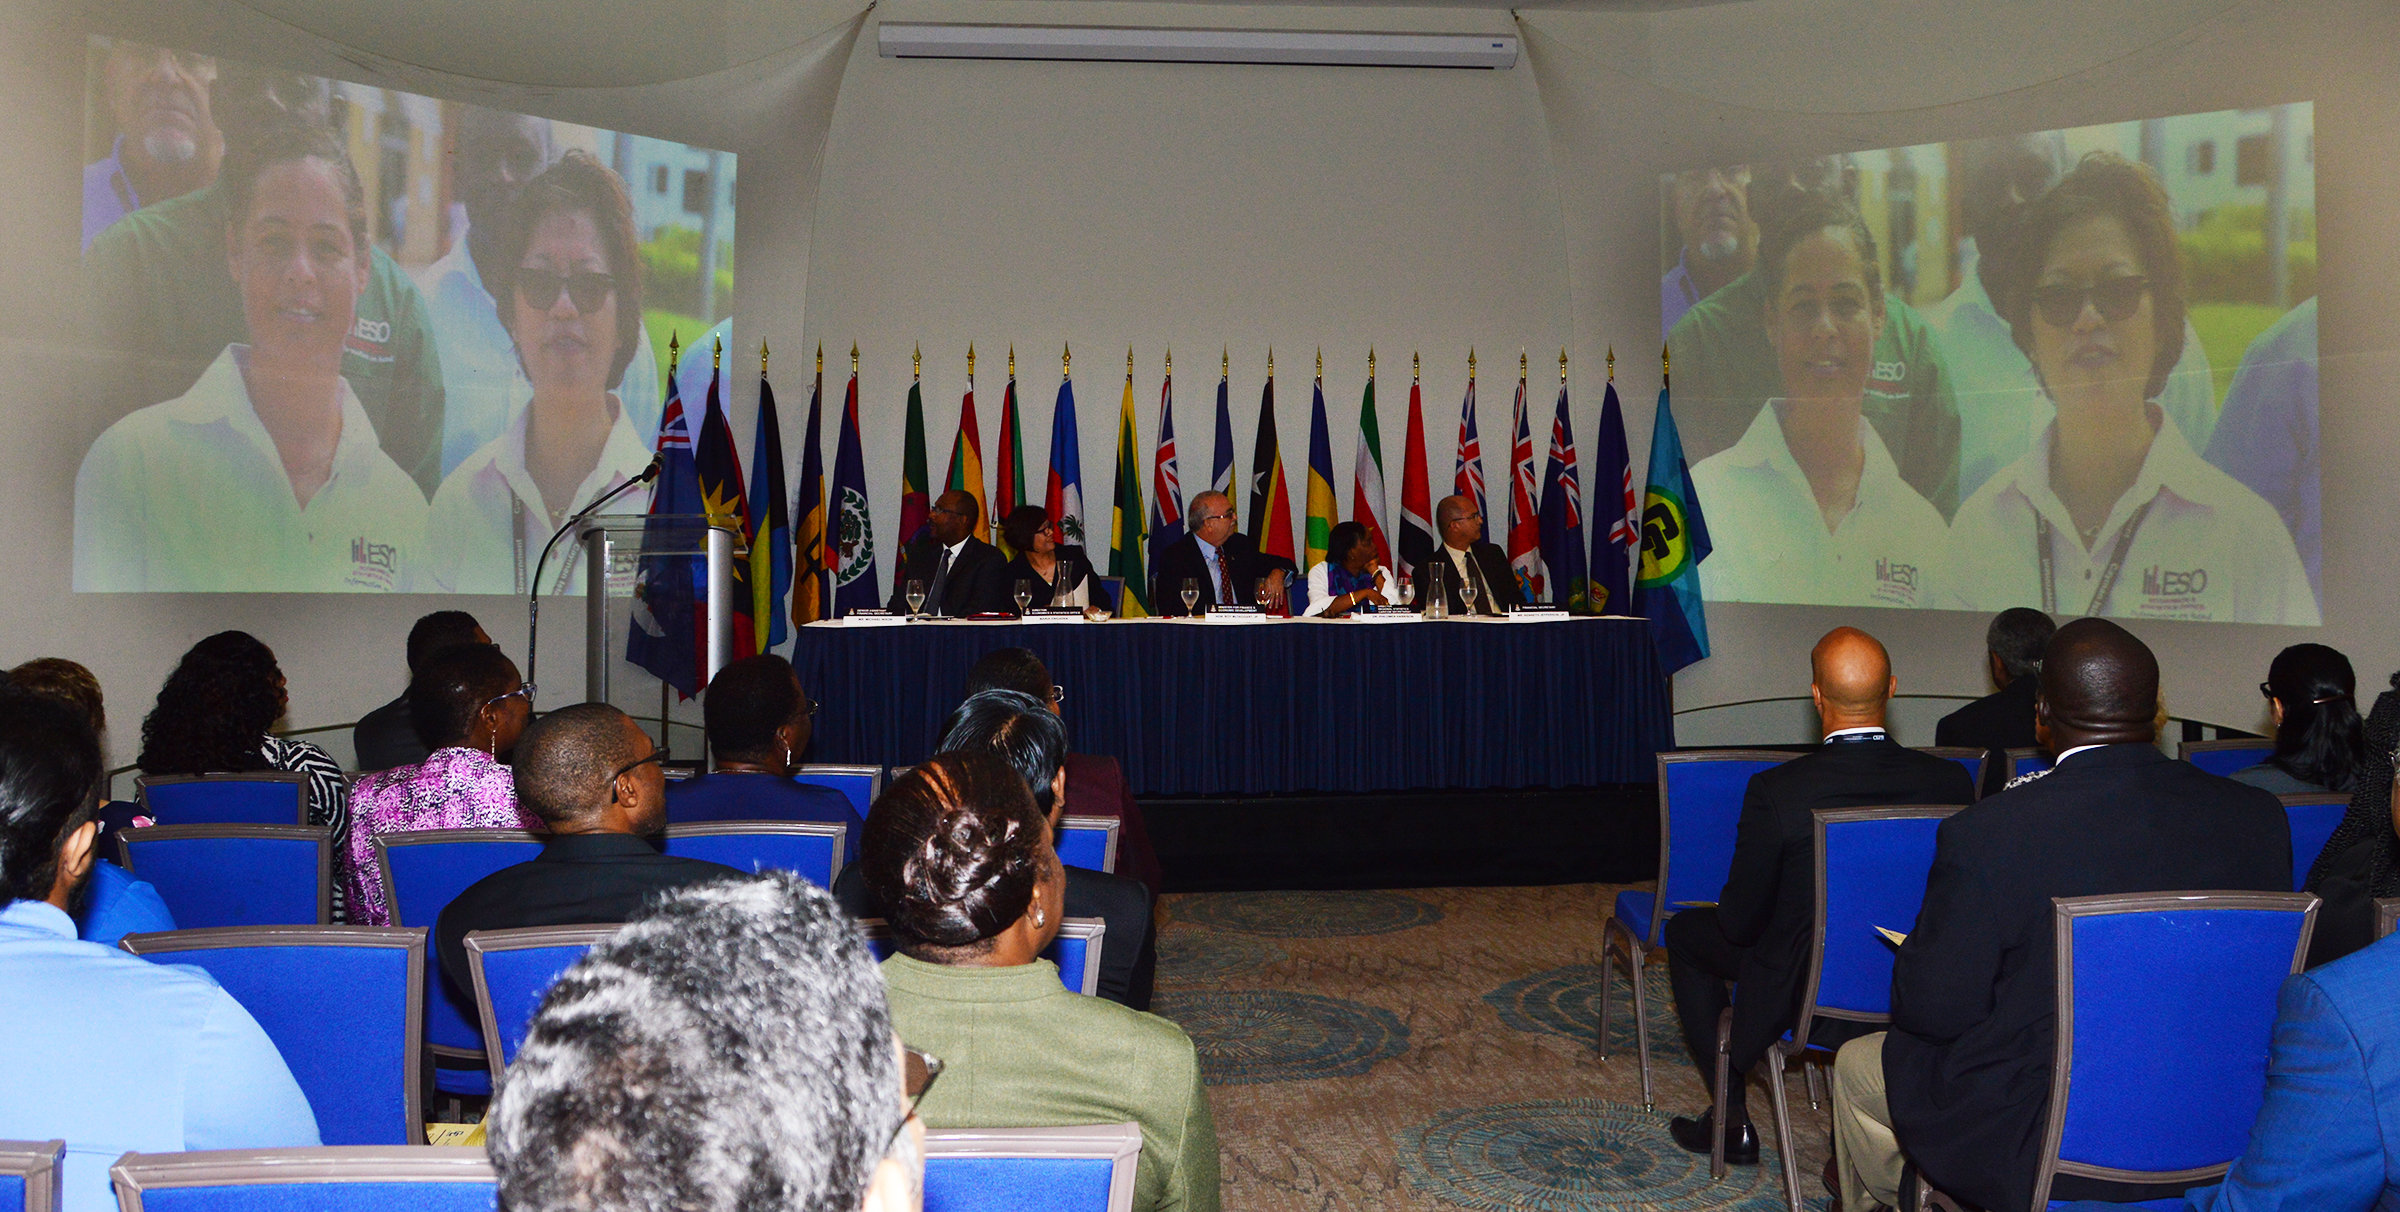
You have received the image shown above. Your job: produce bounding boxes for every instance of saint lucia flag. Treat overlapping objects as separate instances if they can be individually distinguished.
[1633,379,1712,672]
[829,359,880,615]
[1046,363,1086,547]
[1304,370,1338,570]
[1110,365,1150,617]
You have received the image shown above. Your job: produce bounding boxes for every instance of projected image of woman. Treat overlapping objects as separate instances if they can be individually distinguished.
[426,150,653,593]
[1938,154,2315,623]
[72,122,427,592]
[1689,197,1947,609]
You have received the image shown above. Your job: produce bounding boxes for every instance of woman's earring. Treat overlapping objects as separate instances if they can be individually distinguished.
[1032,910,1046,928]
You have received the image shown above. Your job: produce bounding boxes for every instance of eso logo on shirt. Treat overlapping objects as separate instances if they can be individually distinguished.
[345,315,396,368]
[1872,556,1921,607]
[2131,564,2211,617]
[348,537,399,592]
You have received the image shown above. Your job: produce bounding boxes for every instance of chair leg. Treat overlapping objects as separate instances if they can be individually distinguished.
[1596,919,1619,1060]
[1710,1008,1732,1180]
[1629,943,1655,1111]
[1764,1052,1805,1212]
[1804,1055,1825,1111]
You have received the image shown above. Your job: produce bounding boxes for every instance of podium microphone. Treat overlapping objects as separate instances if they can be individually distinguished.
[524,455,665,704]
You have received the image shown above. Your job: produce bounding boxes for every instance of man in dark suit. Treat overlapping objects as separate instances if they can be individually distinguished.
[1418,494,1524,615]
[435,703,740,994]
[1830,618,2291,1212]
[1663,627,1975,1164]
[352,610,487,772]
[1151,490,1296,616]
[1933,607,2054,794]
[885,489,1010,616]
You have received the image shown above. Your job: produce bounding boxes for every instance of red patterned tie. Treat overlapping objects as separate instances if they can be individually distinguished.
[1215,549,1233,607]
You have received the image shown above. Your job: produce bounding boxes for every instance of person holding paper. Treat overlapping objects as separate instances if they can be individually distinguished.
[1661,626,1972,1165]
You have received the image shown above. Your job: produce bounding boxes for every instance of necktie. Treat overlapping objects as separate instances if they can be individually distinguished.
[928,546,954,615]
[1214,549,1233,608]
[1466,552,1496,615]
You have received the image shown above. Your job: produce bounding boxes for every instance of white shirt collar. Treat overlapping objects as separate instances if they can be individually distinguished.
[2054,744,2105,764]
[0,899,74,937]
[177,346,389,508]
[1824,725,1888,741]
[943,536,969,560]
[2012,404,2207,551]
[493,392,649,521]
[1719,401,1915,536]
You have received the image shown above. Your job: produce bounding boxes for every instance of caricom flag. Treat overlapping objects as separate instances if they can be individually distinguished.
[1632,379,1713,673]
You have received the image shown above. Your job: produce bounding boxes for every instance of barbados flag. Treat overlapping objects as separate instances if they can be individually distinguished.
[1632,378,1712,672]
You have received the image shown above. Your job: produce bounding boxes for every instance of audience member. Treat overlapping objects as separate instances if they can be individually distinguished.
[2232,642,2362,795]
[887,490,1010,616]
[2303,670,2400,967]
[866,752,1219,1212]
[1419,494,1523,615]
[4,659,175,945]
[1152,490,1295,616]
[486,871,921,1212]
[2203,296,2322,603]
[1661,163,1756,334]
[434,703,737,994]
[136,630,348,858]
[666,654,859,835]
[0,686,318,1211]
[1933,607,2055,792]
[1830,618,2290,1212]
[1664,627,1973,1164]
[960,647,1166,894]
[998,505,1095,611]
[1300,520,1393,617]
[2055,929,2400,1212]
[352,610,488,772]
[341,643,539,927]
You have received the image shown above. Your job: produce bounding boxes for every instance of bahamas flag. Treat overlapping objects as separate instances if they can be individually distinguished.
[760,355,803,640]
[1110,362,1150,617]
[945,353,988,541]
[1304,367,1338,570]
[1590,379,1638,617]
[1248,357,1297,565]
[899,356,930,546]
[1537,365,1588,612]
[1633,377,1712,672]
[627,359,701,695]
[829,354,880,615]
[694,366,757,662]
[1046,356,1086,546]
[994,350,1026,554]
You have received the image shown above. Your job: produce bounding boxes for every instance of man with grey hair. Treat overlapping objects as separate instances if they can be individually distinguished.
[487,872,925,1212]
[1935,607,2056,792]
[1151,489,1294,615]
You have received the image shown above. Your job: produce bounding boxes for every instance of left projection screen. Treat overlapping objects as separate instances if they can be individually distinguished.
[74,37,737,594]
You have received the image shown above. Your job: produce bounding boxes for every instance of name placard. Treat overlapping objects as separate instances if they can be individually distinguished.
[841,609,909,627]
[1506,604,1569,622]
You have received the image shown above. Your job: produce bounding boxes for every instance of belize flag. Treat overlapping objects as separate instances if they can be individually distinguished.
[829,354,880,616]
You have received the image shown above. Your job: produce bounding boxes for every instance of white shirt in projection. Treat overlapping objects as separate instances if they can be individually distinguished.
[1690,402,1948,609]
[424,393,656,594]
[1935,407,2317,624]
[73,346,428,593]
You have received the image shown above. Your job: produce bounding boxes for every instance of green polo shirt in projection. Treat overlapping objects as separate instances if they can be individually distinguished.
[1665,267,1962,518]
[882,953,1221,1212]
[83,178,446,497]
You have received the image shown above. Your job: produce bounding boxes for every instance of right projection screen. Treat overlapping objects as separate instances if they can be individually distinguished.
[1660,103,2318,625]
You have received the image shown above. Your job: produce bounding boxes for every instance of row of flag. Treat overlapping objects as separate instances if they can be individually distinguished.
[624,338,1717,698]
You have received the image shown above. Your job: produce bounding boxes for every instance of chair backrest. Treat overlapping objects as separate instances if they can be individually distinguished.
[2278,792,2350,893]
[464,925,622,1085]
[109,1147,495,1212]
[1801,806,1966,1035]
[117,826,331,928]
[1056,816,1121,874]
[661,821,846,887]
[375,829,547,1063]
[1910,748,1986,802]
[2379,897,2400,941]
[923,1123,1144,1212]
[857,918,1105,995]
[2180,738,2276,777]
[0,1141,64,1212]
[2033,891,2318,1209]
[135,773,309,826]
[1653,751,1794,946]
[1091,576,1125,616]
[119,927,424,1146]
[795,764,883,819]
[2005,747,2051,783]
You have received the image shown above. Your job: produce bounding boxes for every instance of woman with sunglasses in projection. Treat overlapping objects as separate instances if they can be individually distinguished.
[73,121,427,592]
[1939,153,2314,623]
[426,150,654,593]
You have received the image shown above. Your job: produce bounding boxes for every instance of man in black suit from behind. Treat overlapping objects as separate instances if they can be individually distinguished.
[1932,607,2054,794]
[1830,618,2291,1212]
[886,489,1011,616]
[1664,627,1975,1164]
[352,610,487,772]
[1418,493,1525,615]
[1151,489,1296,615]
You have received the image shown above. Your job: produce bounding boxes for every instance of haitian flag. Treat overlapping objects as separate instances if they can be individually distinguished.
[1046,358,1086,547]
[899,358,930,546]
[829,356,880,616]
[1536,366,1588,612]
[1633,377,1713,672]
[627,361,702,696]
[1590,379,1639,616]
[1248,357,1297,565]
[694,365,757,661]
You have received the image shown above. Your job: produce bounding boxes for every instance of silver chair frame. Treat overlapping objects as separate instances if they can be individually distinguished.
[118,825,334,926]
[2178,737,2275,766]
[857,917,1108,996]
[135,772,310,825]
[796,762,885,810]
[663,819,849,885]
[1058,815,1123,874]
[463,924,627,1086]
[109,1147,493,1212]
[2377,897,2400,941]
[925,1123,1144,1212]
[0,1140,64,1212]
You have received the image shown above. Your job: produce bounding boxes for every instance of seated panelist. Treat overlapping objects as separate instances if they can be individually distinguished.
[1301,521,1393,617]
[665,654,860,837]
[1417,494,1524,615]
[886,489,1010,616]
[998,505,1094,612]
[1153,490,1295,616]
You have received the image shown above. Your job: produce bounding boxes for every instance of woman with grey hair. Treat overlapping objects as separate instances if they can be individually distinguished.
[867,752,1220,1212]
[485,872,924,1212]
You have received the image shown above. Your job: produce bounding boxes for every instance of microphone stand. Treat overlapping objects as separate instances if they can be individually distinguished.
[524,456,663,705]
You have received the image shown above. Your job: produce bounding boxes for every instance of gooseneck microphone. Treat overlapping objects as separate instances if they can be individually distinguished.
[523,454,664,703]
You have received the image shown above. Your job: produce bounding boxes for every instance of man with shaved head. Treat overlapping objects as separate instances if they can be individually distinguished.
[1663,627,1973,1165]
[1830,618,2291,1212]
[886,490,1010,616]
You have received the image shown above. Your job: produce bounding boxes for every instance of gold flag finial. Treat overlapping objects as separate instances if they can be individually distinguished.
[1469,346,1477,380]
[1126,345,1134,380]
[1662,342,1670,384]
[668,330,680,373]
[849,342,857,374]
[1560,347,1569,383]
[762,340,772,376]
[1008,344,1016,378]
[1412,350,1420,383]
[1368,347,1376,378]
[967,342,976,381]
[912,343,920,380]
[1519,348,1527,380]
[1165,348,1172,375]
[1062,342,1071,379]
[1607,346,1615,382]
[1221,346,1229,377]
[1268,347,1275,377]
[712,334,721,370]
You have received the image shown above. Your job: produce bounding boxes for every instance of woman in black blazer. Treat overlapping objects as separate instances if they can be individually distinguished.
[998,505,1093,613]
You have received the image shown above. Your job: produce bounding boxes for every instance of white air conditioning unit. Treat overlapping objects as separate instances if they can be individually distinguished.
[876,23,1520,70]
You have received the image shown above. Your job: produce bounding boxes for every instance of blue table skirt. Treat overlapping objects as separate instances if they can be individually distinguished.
[789,616,1674,796]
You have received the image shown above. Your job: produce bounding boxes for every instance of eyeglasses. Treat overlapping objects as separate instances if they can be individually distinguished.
[930,504,972,519]
[890,1046,945,1151]
[2260,681,2275,700]
[1048,684,1066,706]
[514,267,616,313]
[610,746,670,798]
[2029,275,2149,327]
[482,682,536,712]
[802,696,821,717]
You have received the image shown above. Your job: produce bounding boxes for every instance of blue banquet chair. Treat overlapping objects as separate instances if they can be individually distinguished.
[117,825,330,928]
[376,828,546,1099]
[134,773,309,826]
[923,1123,1144,1212]
[107,1148,494,1212]
[0,1140,64,1212]
[463,925,621,1084]
[661,821,847,887]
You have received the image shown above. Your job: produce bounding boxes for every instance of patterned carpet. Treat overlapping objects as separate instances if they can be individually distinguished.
[1153,885,1835,1212]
